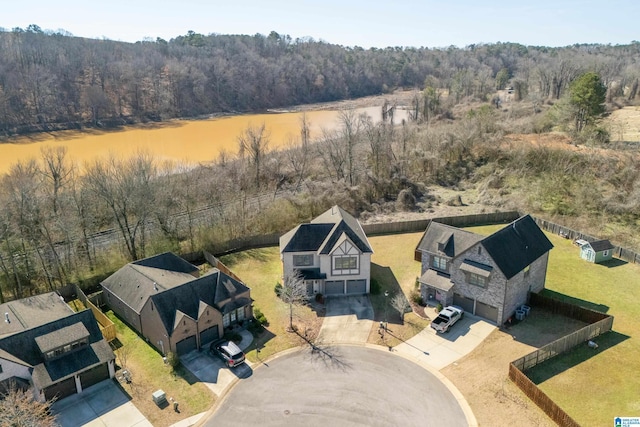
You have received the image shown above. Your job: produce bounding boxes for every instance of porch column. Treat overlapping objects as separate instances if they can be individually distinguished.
[108,360,116,378]
[75,374,83,394]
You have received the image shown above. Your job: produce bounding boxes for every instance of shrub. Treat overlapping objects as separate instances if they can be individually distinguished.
[224,331,242,343]
[436,303,443,312]
[165,351,180,371]
[410,289,423,305]
[315,293,324,303]
[253,307,268,326]
[274,282,282,297]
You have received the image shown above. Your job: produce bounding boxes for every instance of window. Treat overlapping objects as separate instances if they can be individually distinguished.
[237,307,246,321]
[603,250,609,257]
[293,254,313,267]
[334,256,357,270]
[468,273,486,287]
[223,313,230,327]
[432,256,447,271]
[230,311,237,323]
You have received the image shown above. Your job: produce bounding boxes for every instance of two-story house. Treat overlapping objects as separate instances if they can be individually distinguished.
[0,293,115,402]
[279,206,373,296]
[102,252,252,356]
[416,215,553,325]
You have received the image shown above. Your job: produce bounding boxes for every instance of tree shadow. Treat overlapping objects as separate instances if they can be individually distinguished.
[295,330,353,372]
[525,331,630,384]
[370,263,406,326]
[540,289,610,313]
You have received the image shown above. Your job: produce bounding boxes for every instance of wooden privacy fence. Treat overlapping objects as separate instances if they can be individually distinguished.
[508,365,581,427]
[509,293,614,426]
[531,216,640,264]
[74,284,117,342]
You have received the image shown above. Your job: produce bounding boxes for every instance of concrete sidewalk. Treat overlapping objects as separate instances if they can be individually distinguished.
[317,295,374,344]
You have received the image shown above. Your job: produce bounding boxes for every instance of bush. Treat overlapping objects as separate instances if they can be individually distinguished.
[274,282,282,297]
[165,351,180,371]
[410,289,423,305]
[224,331,242,343]
[315,293,325,303]
[436,303,443,312]
[253,307,268,326]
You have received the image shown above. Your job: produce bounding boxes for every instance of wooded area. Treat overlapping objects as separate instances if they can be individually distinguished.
[0,26,639,305]
[1,26,640,134]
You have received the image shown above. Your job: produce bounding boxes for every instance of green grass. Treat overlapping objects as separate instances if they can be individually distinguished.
[106,311,214,427]
[466,224,640,427]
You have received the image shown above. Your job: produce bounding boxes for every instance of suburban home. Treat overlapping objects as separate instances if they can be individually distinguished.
[416,215,553,325]
[101,252,252,356]
[0,292,116,402]
[280,205,373,296]
[579,239,614,264]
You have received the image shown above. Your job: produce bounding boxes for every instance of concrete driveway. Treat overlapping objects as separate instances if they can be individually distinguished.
[180,329,254,396]
[393,310,496,369]
[51,380,152,427]
[203,345,473,427]
[316,295,374,344]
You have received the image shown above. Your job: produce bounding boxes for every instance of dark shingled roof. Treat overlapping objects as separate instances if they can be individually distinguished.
[481,215,553,280]
[588,239,614,252]
[0,309,115,389]
[280,206,372,254]
[0,292,75,338]
[101,252,198,313]
[150,270,251,337]
[35,322,90,353]
[416,222,483,258]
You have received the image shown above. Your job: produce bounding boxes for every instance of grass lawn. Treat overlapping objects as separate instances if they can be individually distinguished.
[466,224,640,427]
[107,311,214,427]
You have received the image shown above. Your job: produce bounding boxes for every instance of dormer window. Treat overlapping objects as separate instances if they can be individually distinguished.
[35,322,90,361]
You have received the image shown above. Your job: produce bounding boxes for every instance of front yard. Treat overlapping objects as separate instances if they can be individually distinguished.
[107,312,215,427]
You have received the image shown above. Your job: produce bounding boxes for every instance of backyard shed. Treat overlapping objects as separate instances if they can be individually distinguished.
[580,239,614,263]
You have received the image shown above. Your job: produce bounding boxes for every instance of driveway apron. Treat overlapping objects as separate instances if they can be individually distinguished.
[317,295,374,344]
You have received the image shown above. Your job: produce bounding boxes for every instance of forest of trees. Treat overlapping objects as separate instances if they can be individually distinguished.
[1,25,640,135]
[0,26,639,306]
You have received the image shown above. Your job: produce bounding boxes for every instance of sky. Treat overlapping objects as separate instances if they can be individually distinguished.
[2,0,639,48]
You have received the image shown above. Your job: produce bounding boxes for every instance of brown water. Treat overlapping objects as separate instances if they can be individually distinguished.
[0,106,408,174]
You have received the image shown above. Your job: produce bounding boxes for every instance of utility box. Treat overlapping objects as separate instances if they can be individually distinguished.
[152,389,167,406]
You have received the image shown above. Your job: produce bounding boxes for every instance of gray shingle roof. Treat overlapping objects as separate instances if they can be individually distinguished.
[35,322,90,353]
[481,215,553,280]
[416,222,483,258]
[0,292,74,338]
[150,269,251,337]
[588,239,614,252]
[101,252,198,313]
[0,309,115,389]
[280,206,373,254]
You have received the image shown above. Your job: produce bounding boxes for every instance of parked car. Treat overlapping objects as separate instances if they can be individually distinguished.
[430,305,464,333]
[210,340,246,368]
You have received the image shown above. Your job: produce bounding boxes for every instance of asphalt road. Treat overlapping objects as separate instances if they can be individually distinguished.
[204,345,468,427]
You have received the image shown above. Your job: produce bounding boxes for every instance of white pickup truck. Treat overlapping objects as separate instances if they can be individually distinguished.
[430,306,464,333]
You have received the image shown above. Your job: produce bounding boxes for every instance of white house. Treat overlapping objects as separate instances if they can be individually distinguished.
[279,206,373,296]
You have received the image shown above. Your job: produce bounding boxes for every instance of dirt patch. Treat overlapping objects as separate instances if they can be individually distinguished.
[441,309,588,427]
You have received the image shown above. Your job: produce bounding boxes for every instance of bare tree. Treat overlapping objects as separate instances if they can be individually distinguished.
[390,292,411,323]
[279,271,308,331]
[0,383,59,427]
[237,123,270,189]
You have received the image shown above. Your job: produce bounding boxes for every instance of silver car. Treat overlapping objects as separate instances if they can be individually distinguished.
[210,340,246,368]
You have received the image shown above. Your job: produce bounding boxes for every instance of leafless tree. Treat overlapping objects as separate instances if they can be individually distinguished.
[0,383,59,427]
[390,292,411,323]
[238,123,270,189]
[279,271,308,331]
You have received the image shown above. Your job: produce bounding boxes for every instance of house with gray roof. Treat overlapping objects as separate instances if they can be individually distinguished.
[416,215,553,325]
[0,305,115,402]
[280,206,373,296]
[579,239,614,264]
[102,252,252,355]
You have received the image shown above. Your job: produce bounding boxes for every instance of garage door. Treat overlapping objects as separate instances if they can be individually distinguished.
[44,377,76,401]
[475,301,499,323]
[176,335,197,355]
[346,279,366,294]
[453,293,474,313]
[199,326,220,347]
[80,363,109,390]
[324,280,344,295]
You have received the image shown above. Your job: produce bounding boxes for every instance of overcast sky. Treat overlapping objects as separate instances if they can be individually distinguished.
[3,0,638,48]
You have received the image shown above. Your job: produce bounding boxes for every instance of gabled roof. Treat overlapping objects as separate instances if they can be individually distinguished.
[416,222,483,258]
[150,269,251,336]
[0,309,115,389]
[481,215,553,280]
[0,292,74,338]
[101,252,198,313]
[587,239,614,252]
[280,205,372,254]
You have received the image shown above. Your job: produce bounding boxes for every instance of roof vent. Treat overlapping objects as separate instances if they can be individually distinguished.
[153,282,158,291]
[4,312,9,323]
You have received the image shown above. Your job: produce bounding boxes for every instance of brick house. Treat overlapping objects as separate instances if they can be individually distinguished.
[416,215,553,325]
[102,252,252,356]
